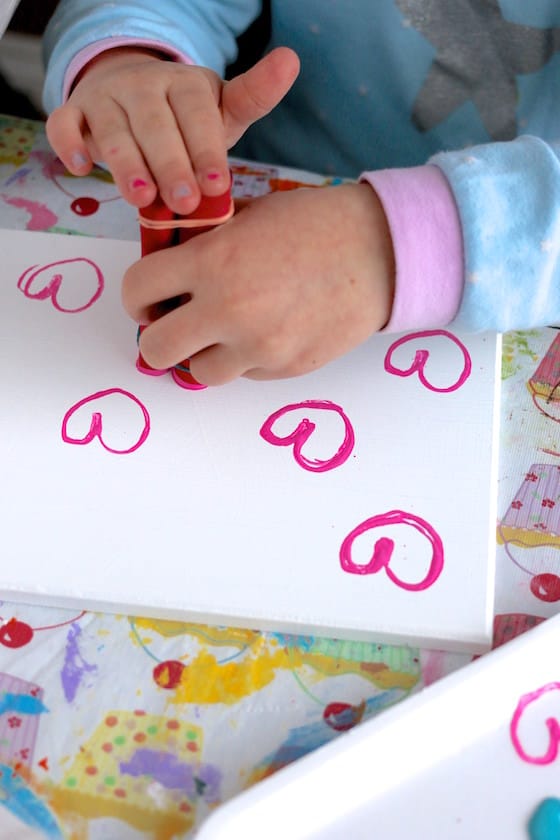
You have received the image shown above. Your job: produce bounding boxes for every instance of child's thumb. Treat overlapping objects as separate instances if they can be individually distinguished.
[222,47,300,147]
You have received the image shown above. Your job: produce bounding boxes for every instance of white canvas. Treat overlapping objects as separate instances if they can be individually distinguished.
[0,229,501,652]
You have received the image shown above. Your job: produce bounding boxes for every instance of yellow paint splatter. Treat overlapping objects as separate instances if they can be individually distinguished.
[172,641,417,705]
[174,647,290,704]
[133,617,258,647]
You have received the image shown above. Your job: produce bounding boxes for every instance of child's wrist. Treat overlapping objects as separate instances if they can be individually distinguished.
[73,46,167,89]
[64,38,192,102]
[354,182,395,330]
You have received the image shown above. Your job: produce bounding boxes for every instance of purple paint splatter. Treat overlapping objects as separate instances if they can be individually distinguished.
[60,624,97,702]
[120,749,221,802]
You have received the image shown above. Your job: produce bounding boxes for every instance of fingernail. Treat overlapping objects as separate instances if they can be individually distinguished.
[71,151,88,169]
[205,170,221,181]
[130,177,149,190]
[172,182,192,200]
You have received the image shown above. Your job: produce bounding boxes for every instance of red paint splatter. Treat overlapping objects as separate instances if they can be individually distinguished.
[71,196,100,216]
[34,610,87,632]
[38,757,49,771]
[153,660,185,690]
[323,700,365,731]
[531,573,560,602]
[0,619,33,648]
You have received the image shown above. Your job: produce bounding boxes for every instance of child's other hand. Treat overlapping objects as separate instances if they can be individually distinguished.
[45,46,299,214]
[122,184,395,384]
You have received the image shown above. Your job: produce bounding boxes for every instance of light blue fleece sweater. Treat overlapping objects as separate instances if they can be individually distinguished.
[43,0,560,332]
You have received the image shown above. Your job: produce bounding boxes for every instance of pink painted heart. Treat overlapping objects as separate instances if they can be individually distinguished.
[384,329,472,393]
[61,388,150,454]
[339,510,444,591]
[511,682,560,765]
[259,400,355,472]
[17,257,104,313]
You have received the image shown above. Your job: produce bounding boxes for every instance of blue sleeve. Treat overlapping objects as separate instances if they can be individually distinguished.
[431,136,560,332]
[42,0,261,112]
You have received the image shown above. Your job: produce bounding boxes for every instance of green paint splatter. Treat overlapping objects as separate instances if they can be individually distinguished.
[307,637,421,673]
[502,330,540,380]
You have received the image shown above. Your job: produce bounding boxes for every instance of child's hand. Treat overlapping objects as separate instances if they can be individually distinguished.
[122,183,395,384]
[45,46,299,214]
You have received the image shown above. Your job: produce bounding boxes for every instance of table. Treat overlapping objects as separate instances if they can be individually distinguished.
[0,112,555,839]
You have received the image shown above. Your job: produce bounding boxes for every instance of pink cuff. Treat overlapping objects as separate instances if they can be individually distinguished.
[63,37,194,101]
[361,165,464,333]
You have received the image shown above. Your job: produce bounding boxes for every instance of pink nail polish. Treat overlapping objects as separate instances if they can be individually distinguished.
[131,177,148,190]
[206,170,221,181]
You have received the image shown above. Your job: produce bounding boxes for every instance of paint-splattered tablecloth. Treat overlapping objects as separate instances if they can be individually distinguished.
[0,113,558,839]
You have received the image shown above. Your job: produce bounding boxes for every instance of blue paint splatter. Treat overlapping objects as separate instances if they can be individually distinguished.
[254,719,342,773]
[271,633,314,651]
[529,798,560,839]
[364,690,402,715]
[0,693,47,716]
[254,692,402,777]
[0,764,63,838]
[60,624,97,703]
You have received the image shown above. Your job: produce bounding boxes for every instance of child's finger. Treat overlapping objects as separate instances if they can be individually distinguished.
[222,46,300,146]
[123,242,200,325]
[83,101,156,207]
[138,302,220,373]
[126,91,210,213]
[168,83,230,197]
[45,105,93,174]
[188,343,248,386]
